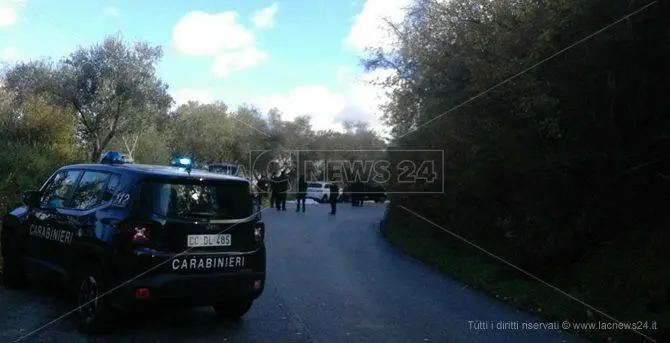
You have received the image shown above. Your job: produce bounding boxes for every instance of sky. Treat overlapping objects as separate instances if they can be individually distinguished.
[0,0,411,134]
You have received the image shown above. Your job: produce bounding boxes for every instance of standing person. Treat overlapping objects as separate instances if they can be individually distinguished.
[328,179,339,215]
[278,171,288,211]
[356,180,365,207]
[351,181,359,207]
[349,182,358,207]
[296,175,307,212]
[256,175,268,207]
[270,172,279,211]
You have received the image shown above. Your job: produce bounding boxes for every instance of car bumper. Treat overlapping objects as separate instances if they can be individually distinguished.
[110,247,266,309]
[111,270,266,309]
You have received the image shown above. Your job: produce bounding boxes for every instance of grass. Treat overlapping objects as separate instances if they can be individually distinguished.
[380,219,668,343]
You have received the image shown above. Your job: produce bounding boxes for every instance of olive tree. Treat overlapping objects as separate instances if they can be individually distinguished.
[3,34,173,162]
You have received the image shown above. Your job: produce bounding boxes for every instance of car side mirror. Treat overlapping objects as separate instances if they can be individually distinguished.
[23,190,41,207]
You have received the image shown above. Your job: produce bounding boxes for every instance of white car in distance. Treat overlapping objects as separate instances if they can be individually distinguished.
[305,182,342,203]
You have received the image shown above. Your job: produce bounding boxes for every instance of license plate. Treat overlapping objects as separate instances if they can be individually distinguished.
[187,234,232,247]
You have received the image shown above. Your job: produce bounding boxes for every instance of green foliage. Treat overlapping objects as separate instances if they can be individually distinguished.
[166,102,272,165]
[2,33,173,162]
[0,91,85,211]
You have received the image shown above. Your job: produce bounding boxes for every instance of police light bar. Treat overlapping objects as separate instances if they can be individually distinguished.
[101,151,133,165]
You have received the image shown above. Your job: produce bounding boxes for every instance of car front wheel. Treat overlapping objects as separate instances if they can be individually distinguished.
[213,299,253,320]
[76,272,115,334]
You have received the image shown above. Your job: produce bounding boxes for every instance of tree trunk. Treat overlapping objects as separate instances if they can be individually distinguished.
[90,139,102,162]
[91,148,101,163]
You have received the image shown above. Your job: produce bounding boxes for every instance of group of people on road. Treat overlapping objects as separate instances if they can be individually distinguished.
[255,171,289,211]
[254,172,341,215]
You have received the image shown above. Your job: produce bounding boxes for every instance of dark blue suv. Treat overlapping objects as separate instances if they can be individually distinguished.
[1,153,266,333]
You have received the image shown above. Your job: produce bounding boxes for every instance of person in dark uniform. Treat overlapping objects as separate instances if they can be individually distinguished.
[296,175,307,212]
[277,171,288,211]
[256,175,268,207]
[349,182,358,207]
[356,180,365,206]
[328,180,339,215]
[270,172,279,210]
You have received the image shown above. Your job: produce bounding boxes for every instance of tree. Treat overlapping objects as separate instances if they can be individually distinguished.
[0,89,83,210]
[3,34,173,162]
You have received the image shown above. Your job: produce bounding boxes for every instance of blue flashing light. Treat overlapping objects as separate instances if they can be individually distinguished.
[170,155,196,175]
[101,151,132,165]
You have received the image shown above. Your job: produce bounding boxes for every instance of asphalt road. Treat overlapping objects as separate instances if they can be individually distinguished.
[0,203,589,343]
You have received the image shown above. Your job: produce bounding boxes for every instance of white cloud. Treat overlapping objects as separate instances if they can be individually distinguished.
[103,6,119,18]
[251,68,397,134]
[172,89,214,106]
[344,0,411,53]
[251,3,279,29]
[172,11,254,56]
[0,0,25,27]
[171,10,267,77]
[342,68,396,127]
[0,46,22,61]
[211,47,268,77]
[253,85,347,132]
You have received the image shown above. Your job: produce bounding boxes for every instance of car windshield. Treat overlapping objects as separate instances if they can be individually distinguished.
[142,180,253,220]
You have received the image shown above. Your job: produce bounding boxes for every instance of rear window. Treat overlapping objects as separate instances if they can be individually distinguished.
[141,180,253,220]
[307,183,323,188]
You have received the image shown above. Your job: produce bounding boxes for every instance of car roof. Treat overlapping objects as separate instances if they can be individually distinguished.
[208,163,236,167]
[60,163,249,182]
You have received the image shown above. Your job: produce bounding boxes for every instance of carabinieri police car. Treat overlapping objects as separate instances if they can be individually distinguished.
[1,151,266,333]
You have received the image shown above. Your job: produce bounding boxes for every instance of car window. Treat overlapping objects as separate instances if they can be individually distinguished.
[100,173,122,203]
[40,170,82,208]
[307,183,320,188]
[107,173,121,193]
[71,171,111,210]
[142,180,254,220]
